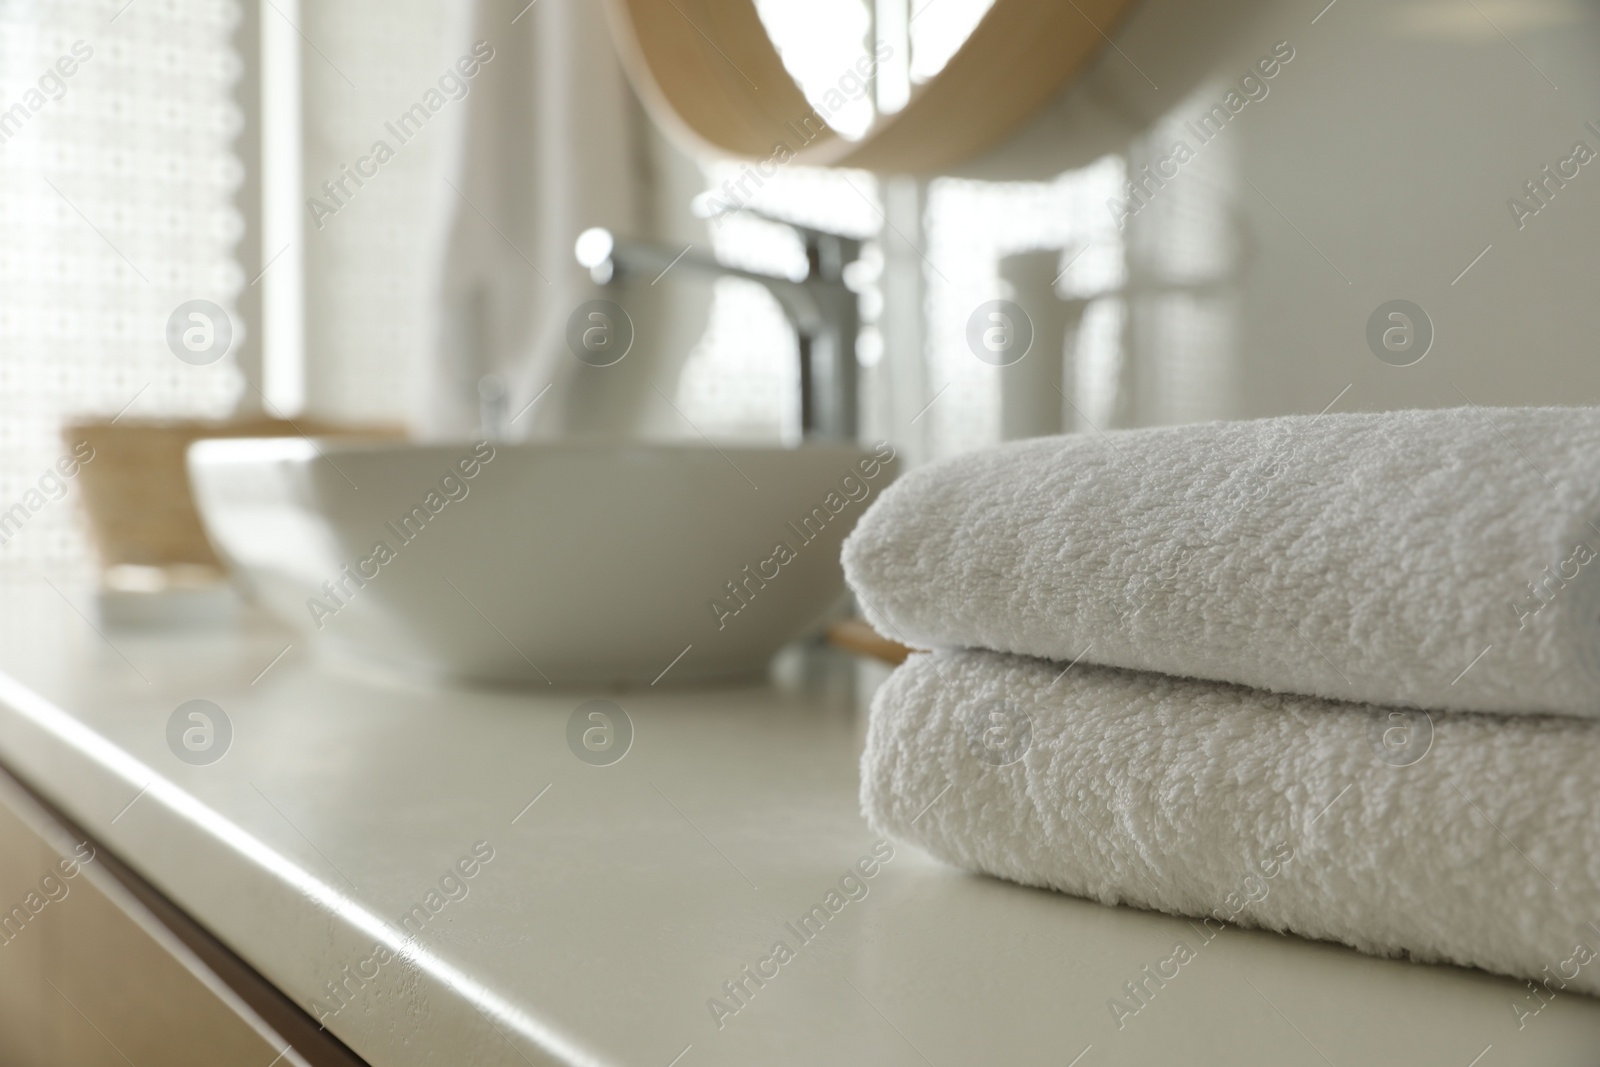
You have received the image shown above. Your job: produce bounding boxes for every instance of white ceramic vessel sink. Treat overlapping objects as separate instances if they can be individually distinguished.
[187,438,898,685]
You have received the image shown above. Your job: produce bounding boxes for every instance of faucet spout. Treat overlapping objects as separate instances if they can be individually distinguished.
[575,223,860,441]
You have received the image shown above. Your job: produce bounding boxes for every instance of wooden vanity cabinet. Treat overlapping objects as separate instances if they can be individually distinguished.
[0,767,364,1067]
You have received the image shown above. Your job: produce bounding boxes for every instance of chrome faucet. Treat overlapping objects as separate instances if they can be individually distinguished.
[574,212,861,441]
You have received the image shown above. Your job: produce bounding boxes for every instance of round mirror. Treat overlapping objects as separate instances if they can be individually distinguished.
[601,0,1139,171]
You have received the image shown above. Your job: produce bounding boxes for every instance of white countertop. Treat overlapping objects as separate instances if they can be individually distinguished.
[1,581,1597,1066]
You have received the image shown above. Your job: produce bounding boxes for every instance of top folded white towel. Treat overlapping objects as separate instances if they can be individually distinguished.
[844,406,1600,717]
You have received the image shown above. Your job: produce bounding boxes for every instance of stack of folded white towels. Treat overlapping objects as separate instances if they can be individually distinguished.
[843,407,1600,996]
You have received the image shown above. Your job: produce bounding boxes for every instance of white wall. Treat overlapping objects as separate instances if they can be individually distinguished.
[294,0,462,427]
[958,0,1600,423]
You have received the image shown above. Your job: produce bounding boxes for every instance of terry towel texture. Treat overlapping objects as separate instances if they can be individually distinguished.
[864,649,1600,994]
[842,406,1600,717]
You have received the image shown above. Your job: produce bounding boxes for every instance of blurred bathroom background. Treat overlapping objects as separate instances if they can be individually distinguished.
[5,0,1600,580]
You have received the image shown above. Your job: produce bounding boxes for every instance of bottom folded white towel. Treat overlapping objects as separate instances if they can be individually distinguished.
[862,649,1600,997]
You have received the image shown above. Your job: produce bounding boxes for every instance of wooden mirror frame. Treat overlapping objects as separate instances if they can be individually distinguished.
[601,0,1140,173]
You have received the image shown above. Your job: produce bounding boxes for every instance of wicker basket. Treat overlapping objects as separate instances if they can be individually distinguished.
[64,418,399,577]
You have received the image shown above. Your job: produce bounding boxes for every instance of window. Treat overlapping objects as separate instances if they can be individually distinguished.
[0,0,246,578]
